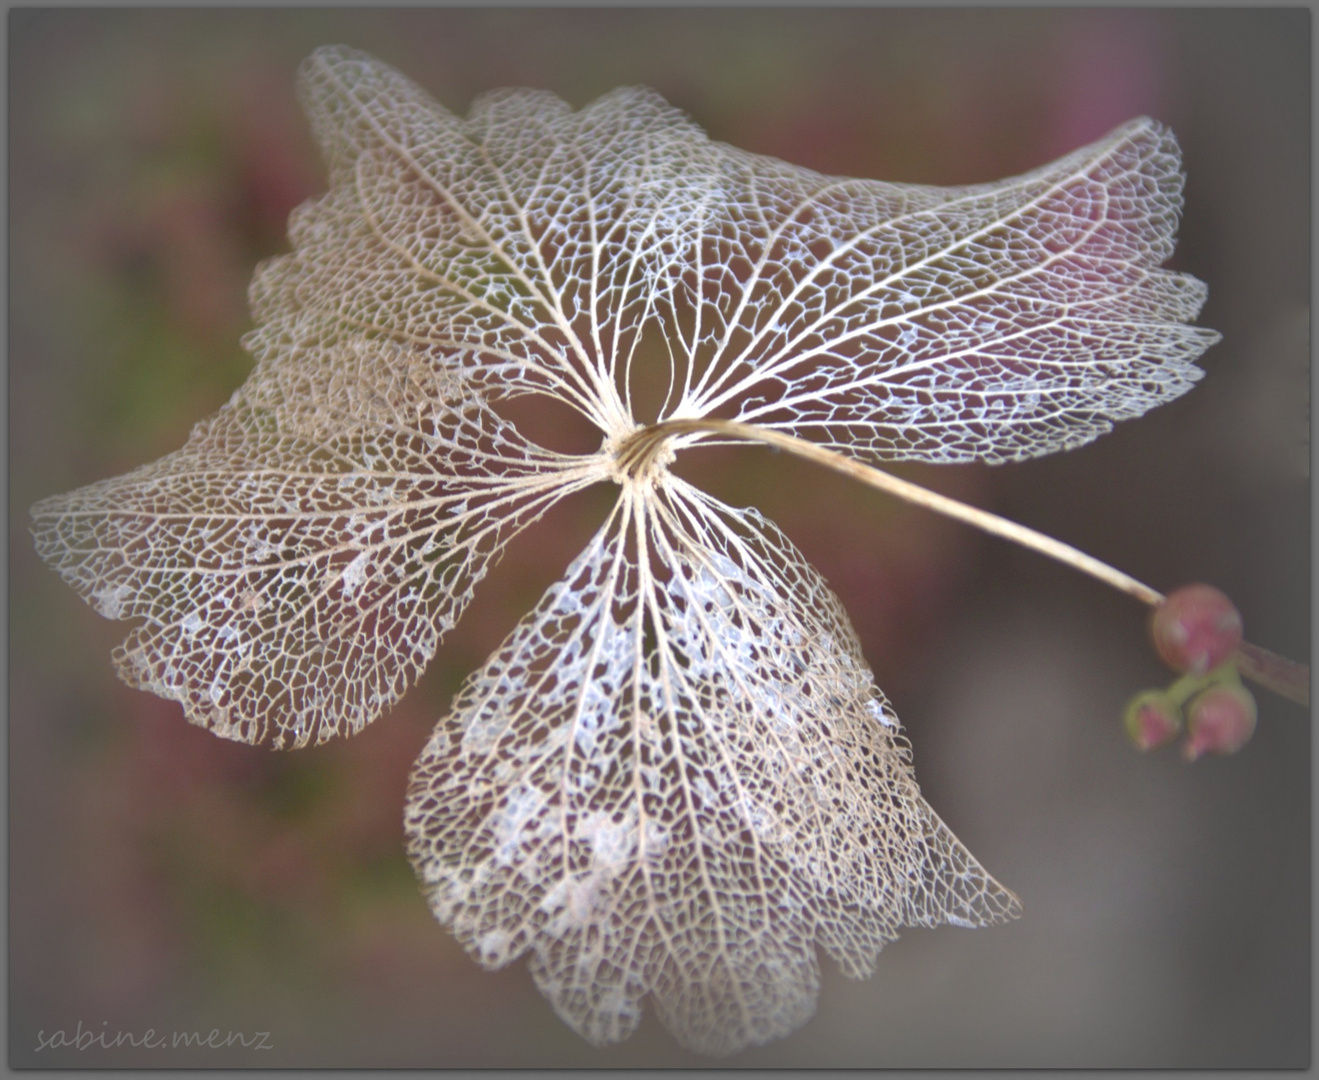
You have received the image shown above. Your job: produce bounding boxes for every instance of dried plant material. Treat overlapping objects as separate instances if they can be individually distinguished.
[407,480,1021,1052]
[31,322,598,747]
[31,45,1218,1054]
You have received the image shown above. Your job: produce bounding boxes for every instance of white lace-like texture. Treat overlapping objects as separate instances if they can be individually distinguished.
[31,46,1217,1054]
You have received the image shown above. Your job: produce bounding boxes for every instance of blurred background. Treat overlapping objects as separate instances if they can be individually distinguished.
[10,8,1308,1068]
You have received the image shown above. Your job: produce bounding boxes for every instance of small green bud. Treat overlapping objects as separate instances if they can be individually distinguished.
[1123,689,1183,751]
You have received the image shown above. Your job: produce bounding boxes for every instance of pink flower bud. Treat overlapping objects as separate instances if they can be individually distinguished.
[1182,683,1258,760]
[1123,689,1183,751]
[1151,584,1244,674]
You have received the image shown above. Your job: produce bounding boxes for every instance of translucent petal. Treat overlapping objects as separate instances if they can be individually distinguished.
[250,45,718,432]
[255,48,1216,463]
[405,478,1019,1054]
[31,321,595,747]
[678,118,1219,462]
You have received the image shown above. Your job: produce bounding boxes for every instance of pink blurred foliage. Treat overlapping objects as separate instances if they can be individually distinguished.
[750,96,870,178]
[153,192,248,338]
[65,690,395,977]
[226,71,323,245]
[66,699,251,1012]
[311,712,424,860]
[82,55,320,347]
[1043,10,1170,156]
[773,467,984,689]
[240,826,325,905]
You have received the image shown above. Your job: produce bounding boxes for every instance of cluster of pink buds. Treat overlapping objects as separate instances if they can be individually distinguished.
[1123,584,1257,760]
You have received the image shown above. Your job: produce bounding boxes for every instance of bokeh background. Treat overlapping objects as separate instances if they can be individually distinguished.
[10,8,1309,1068]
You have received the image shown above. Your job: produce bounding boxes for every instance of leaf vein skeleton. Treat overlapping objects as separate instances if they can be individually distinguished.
[350,161,608,429]
[556,494,633,882]
[691,154,1125,418]
[475,139,626,431]
[648,481,839,866]
[33,44,1303,1058]
[631,484,760,1041]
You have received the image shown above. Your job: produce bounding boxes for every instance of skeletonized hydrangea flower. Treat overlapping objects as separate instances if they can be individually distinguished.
[31,46,1218,1055]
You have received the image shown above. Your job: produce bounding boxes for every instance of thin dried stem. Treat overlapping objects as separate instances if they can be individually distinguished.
[641,418,1164,602]
[634,417,1310,707]
[1234,642,1309,708]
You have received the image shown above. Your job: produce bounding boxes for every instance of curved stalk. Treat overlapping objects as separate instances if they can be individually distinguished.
[621,418,1309,707]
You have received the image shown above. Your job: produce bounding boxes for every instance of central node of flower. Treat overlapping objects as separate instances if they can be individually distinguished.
[606,425,677,486]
